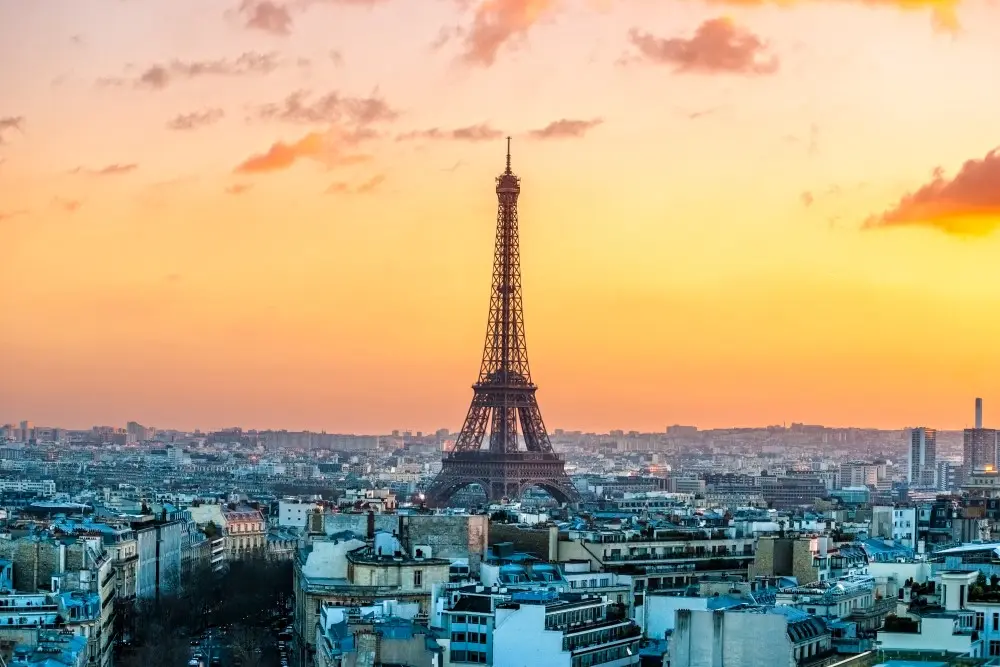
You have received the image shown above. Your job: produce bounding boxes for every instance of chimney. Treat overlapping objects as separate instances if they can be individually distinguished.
[976,398,983,429]
[367,511,375,540]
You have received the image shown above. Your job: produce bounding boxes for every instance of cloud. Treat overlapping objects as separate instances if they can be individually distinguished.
[528,118,602,139]
[628,18,779,75]
[167,108,225,131]
[326,173,386,194]
[234,130,370,174]
[100,52,281,90]
[53,197,82,213]
[255,90,397,128]
[800,191,814,207]
[0,116,24,143]
[71,163,138,176]
[712,0,958,30]
[226,183,254,195]
[0,210,28,222]
[460,0,557,66]
[865,148,1000,235]
[397,123,502,142]
[240,0,293,35]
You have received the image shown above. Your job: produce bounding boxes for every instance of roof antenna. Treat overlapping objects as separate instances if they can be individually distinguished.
[505,136,512,174]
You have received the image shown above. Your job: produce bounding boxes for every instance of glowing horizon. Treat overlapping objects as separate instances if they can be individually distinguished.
[3,0,1000,434]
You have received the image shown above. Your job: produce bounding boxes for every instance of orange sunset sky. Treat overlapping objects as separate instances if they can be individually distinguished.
[3,0,1000,434]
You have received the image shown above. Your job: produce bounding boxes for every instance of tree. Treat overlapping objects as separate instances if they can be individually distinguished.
[230,623,267,667]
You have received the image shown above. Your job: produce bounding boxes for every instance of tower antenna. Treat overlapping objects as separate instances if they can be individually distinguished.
[505,136,512,174]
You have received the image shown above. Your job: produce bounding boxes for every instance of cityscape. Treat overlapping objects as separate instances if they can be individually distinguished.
[4,1,1000,667]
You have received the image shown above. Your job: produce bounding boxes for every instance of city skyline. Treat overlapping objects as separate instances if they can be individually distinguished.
[4,0,1000,433]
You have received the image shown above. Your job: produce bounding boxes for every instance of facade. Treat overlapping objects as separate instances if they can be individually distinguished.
[223,508,266,559]
[492,591,640,667]
[909,428,937,487]
[964,428,997,474]
[279,500,323,529]
[134,518,182,600]
[293,532,450,665]
[313,601,441,667]
[671,606,834,667]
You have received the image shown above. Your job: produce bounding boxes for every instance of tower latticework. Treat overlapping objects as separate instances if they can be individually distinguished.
[424,139,579,507]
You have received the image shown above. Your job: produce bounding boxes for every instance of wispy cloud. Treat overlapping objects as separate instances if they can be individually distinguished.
[254,90,397,127]
[397,123,503,142]
[628,18,778,75]
[53,197,83,213]
[528,118,602,139]
[167,108,225,131]
[460,0,557,66]
[326,173,386,194]
[865,148,1000,236]
[71,163,138,176]
[234,130,370,174]
[0,209,28,222]
[0,116,25,143]
[99,52,281,90]
[226,183,254,195]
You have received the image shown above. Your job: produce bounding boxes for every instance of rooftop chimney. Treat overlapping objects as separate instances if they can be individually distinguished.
[367,510,375,540]
[976,398,983,429]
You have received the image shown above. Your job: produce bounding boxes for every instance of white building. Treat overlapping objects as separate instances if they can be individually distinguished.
[0,479,56,496]
[670,606,833,667]
[278,499,323,529]
[876,569,983,657]
[492,591,640,667]
[891,507,917,549]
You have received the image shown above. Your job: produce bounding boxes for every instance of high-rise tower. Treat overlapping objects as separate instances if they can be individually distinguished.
[423,139,579,507]
[908,427,936,487]
[964,397,997,474]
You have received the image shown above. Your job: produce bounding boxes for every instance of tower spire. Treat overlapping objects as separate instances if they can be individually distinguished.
[505,136,512,174]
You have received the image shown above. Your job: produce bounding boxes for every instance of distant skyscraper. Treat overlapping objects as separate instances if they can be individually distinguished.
[964,398,997,474]
[909,427,937,487]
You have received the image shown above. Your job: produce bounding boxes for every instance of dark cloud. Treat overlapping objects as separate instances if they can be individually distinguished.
[528,118,602,139]
[254,90,397,128]
[628,18,779,75]
[240,0,293,35]
[865,148,1000,235]
[397,123,502,142]
[99,52,281,90]
[0,116,25,143]
[167,108,225,131]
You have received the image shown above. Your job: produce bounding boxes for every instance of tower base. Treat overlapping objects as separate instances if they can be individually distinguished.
[424,451,579,507]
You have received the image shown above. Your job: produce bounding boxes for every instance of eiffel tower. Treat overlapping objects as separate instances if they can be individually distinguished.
[424,139,579,507]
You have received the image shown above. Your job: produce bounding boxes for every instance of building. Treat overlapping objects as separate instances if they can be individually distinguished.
[293,531,451,665]
[223,508,266,559]
[313,600,443,667]
[965,399,997,475]
[492,591,641,667]
[278,500,324,529]
[133,517,183,600]
[876,569,983,656]
[671,606,835,667]
[7,631,88,667]
[909,428,937,487]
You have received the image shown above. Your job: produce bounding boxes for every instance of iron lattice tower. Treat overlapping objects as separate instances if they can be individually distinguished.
[424,138,579,507]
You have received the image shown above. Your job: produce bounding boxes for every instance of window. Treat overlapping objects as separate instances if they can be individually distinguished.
[977,612,985,631]
[991,641,1000,657]
[452,632,466,643]
[414,570,423,588]
[455,615,466,624]
[993,613,998,632]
